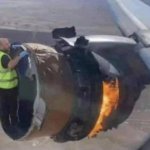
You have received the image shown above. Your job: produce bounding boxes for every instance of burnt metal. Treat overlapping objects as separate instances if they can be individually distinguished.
[53,44,103,142]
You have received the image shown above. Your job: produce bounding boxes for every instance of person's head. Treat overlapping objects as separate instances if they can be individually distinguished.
[0,38,10,52]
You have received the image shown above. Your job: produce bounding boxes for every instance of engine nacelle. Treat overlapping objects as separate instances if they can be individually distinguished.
[1,35,150,142]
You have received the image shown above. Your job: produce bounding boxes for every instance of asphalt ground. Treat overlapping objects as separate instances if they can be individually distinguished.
[0,0,121,35]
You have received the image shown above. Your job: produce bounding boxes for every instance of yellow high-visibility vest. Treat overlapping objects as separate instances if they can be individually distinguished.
[0,51,18,89]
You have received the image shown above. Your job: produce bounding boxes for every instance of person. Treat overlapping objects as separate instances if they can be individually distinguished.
[0,38,29,127]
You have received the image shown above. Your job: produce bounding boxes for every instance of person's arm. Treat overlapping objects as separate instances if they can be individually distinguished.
[8,51,29,69]
[1,55,20,70]
[7,56,21,69]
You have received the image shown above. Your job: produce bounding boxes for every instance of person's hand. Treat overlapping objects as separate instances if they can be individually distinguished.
[19,51,29,59]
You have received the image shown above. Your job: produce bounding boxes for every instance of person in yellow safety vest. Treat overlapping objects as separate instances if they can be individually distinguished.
[0,38,29,127]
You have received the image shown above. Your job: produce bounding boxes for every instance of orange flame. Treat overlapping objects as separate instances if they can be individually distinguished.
[88,78,119,138]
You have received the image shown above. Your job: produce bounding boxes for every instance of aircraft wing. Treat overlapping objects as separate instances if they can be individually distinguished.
[107,0,150,36]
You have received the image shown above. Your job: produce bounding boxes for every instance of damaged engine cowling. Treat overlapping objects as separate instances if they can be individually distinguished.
[1,35,149,142]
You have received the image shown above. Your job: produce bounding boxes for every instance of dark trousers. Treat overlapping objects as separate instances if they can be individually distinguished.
[0,87,18,126]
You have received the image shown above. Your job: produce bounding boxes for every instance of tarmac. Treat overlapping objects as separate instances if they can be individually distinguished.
[0,0,149,150]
